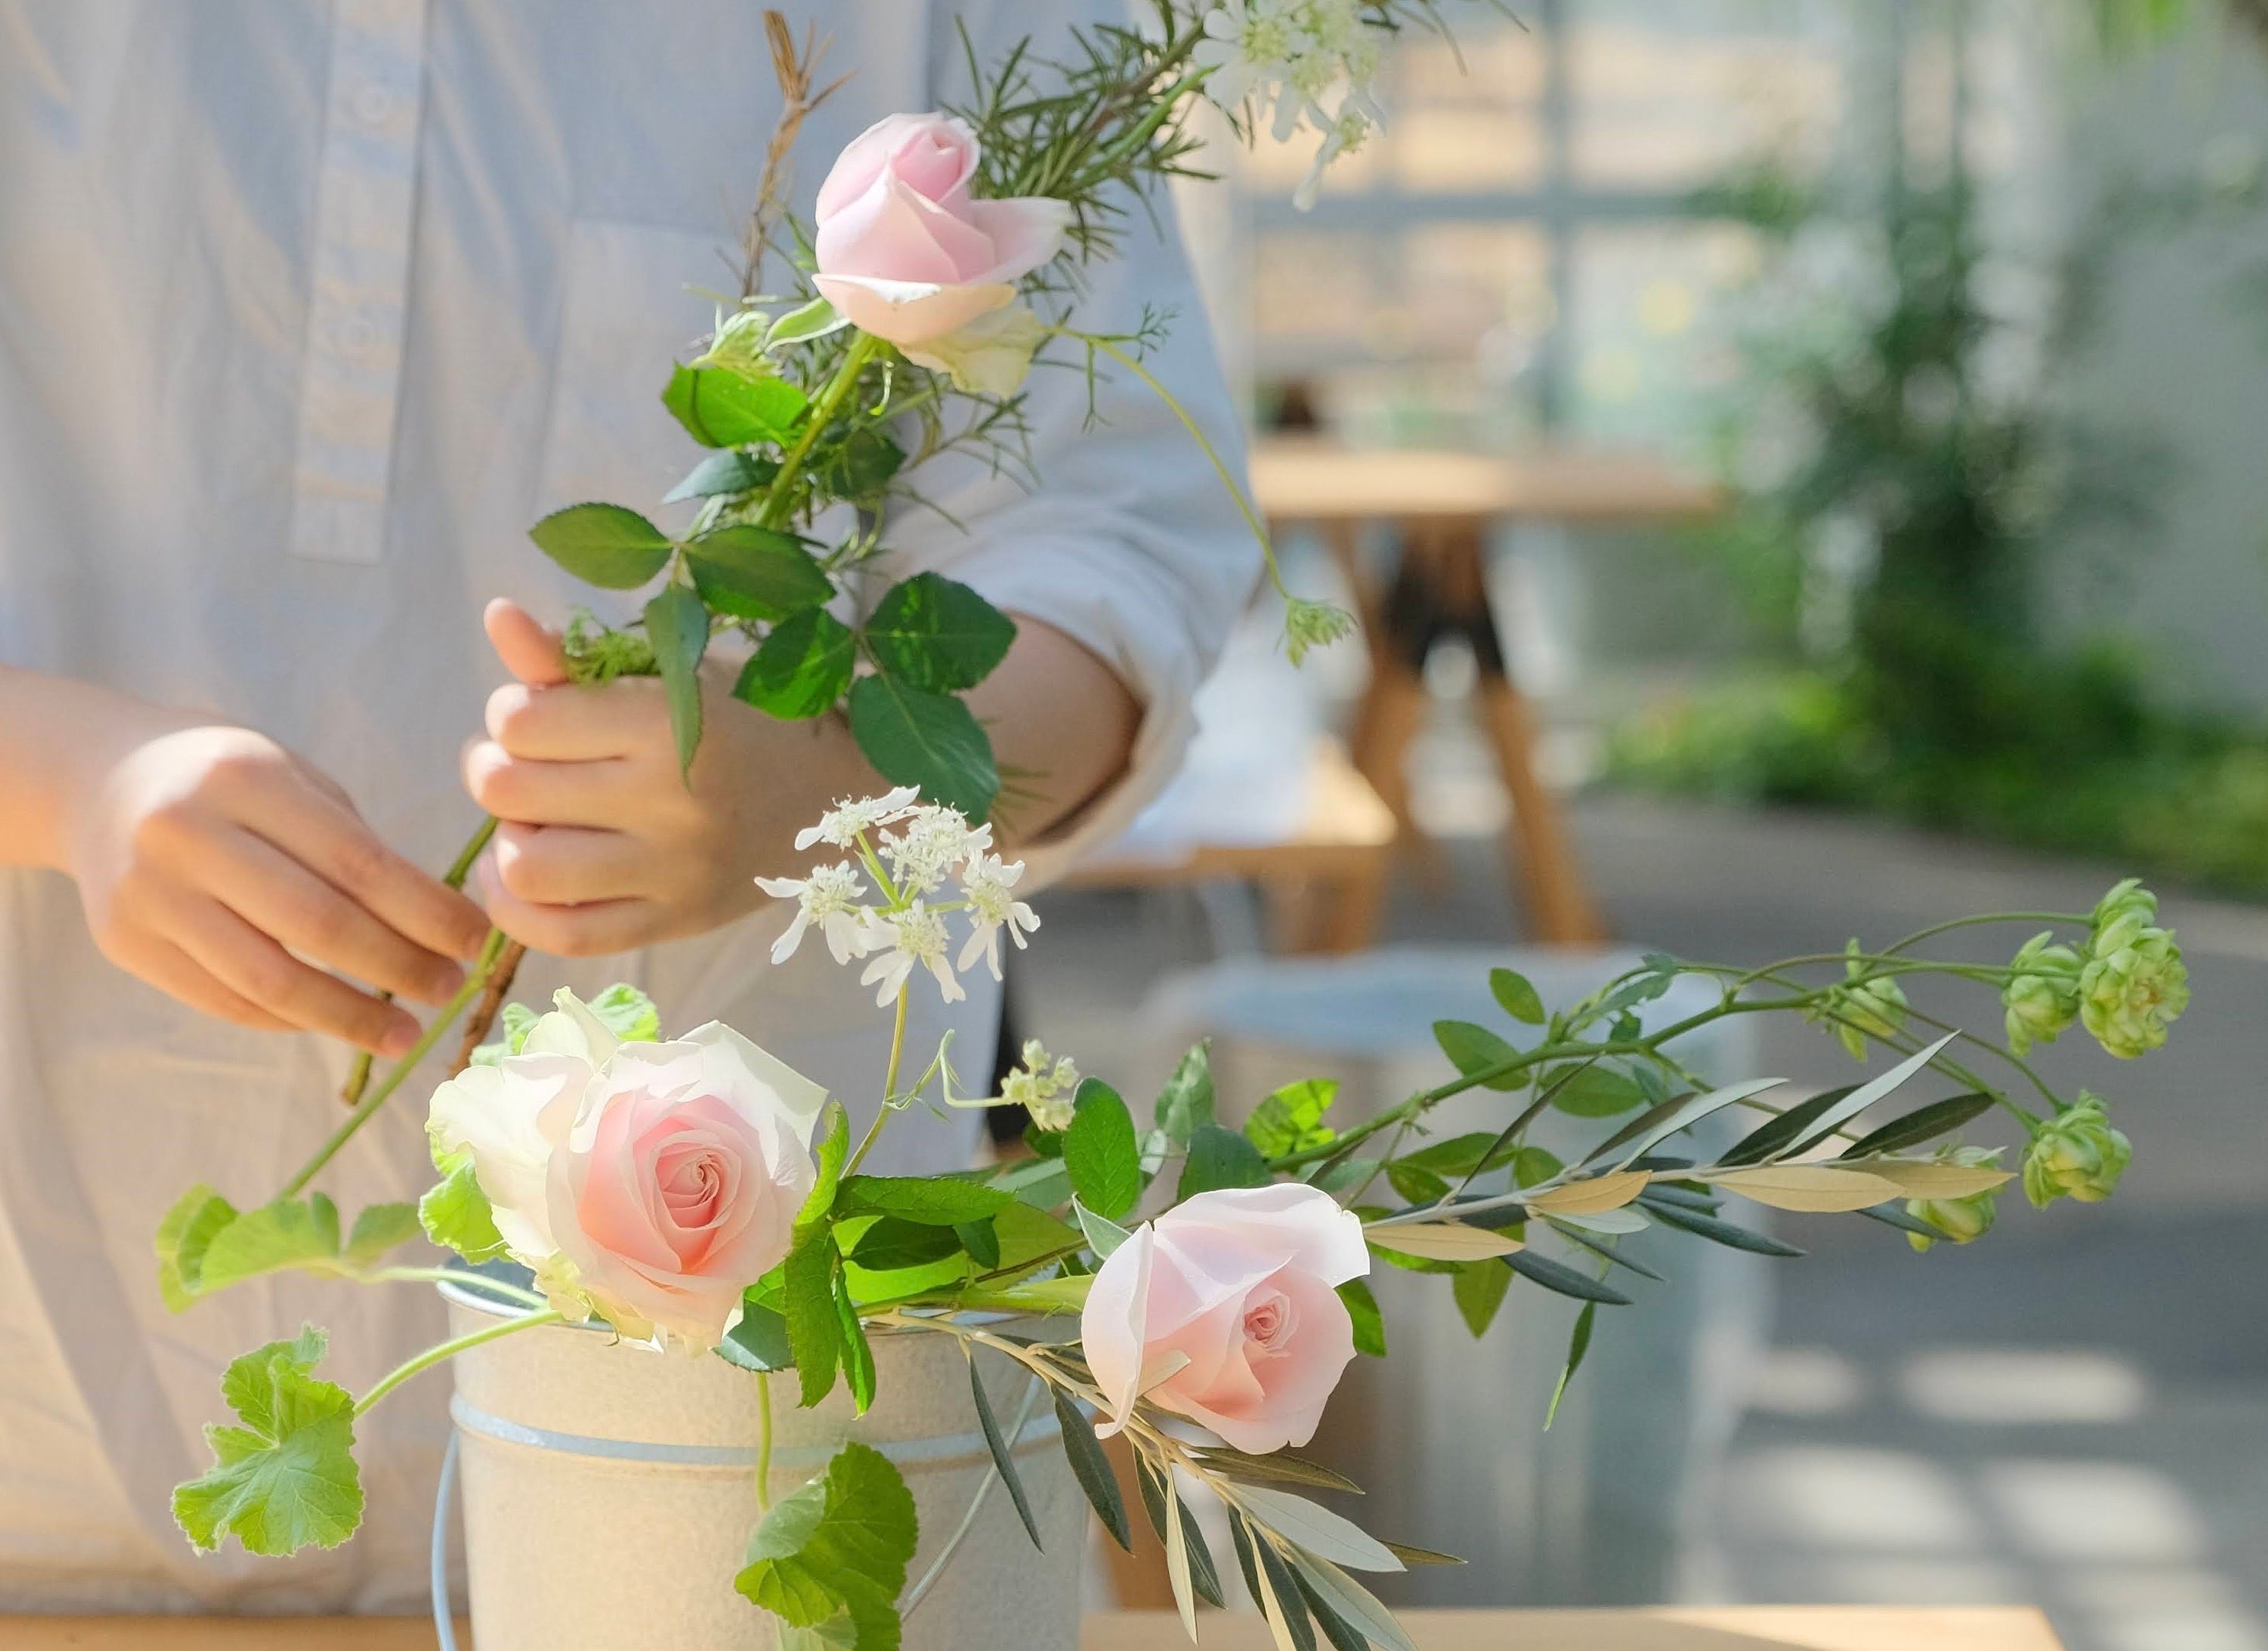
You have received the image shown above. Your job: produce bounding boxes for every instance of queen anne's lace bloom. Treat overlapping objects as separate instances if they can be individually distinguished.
[794,786,922,851]
[754,861,871,966]
[857,902,965,1007]
[956,851,1040,979]
[881,807,990,897]
[1001,1039,1081,1132]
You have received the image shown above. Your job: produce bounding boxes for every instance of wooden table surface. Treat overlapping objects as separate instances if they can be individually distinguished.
[3,1607,2065,1649]
[1248,438,1720,528]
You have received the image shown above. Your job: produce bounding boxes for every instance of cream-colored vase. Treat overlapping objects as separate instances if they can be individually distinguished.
[442,1286,1086,1649]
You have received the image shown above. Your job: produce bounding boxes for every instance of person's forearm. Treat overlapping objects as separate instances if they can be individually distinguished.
[0,665,175,873]
[969,614,1139,845]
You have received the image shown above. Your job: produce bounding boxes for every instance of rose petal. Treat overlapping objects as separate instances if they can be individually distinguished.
[813,273,1018,347]
[964,196,1075,284]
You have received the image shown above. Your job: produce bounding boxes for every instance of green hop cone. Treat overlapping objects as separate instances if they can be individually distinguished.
[1906,1144,2005,1254]
[2076,882,2188,1060]
[2022,1092,2133,1209]
[1813,939,1908,1061]
[2001,931,2083,1056]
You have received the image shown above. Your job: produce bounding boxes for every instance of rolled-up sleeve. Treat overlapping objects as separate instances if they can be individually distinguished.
[879,0,1262,885]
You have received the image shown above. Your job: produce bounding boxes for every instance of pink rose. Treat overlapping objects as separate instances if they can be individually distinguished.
[1081,1184,1371,1454]
[429,992,829,1350]
[813,111,1071,346]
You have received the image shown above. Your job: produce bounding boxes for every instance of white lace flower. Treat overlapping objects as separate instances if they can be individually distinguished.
[1195,0,1302,112]
[1294,97,1379,212]
[880,805,990,897]
[955,851,1039,980]
[794,786,922,851]
[857,901,965,1006]
[754,861,871,965]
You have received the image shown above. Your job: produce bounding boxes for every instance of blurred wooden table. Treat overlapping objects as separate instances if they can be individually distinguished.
[2,1607,2066,1648]
[1251,438,1719,946]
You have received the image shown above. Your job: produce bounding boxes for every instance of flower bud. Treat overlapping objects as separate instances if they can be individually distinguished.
[2022,1092,2132,1208]
[2076,890,2189,1060]
[1285,597,1356,665]
[1906,1144,2005,1253]
[2001,931,2083,1056]
[1814,940,1908,1061]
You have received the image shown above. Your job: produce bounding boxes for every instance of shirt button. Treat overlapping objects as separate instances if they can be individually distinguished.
[351,83,396,127]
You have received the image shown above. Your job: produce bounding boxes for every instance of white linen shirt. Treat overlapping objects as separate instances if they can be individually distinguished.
[0,0,1252,1612]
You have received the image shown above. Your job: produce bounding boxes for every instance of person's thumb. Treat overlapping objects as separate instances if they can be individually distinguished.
[484,598,569,688]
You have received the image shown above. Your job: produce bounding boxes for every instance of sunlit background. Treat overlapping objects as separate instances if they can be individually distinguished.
[1023,4,2268,1648]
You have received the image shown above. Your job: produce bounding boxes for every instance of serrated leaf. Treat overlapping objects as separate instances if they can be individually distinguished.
[845,1218,964,1272]
[1451,1259,1513,1337]
[643,583,709,777]
[1506,1248,1632,1305]
[664,362,808,448]
[419,1162,508,1265]
[1432,1020,1526,1090]
[819,426,908,501]
[1489,966,1546,1024]
[664,449,779,503]
[784,1235,842,1409]
[684,524,833,621]
[954,1218,1000,1270]
[342,1202,421,1269]
[799,1102,850,1235]
[738,608,857,719]
[1838,1092,1996,1160]
[584,982,663,1044]
[833,1267,876,1416]
[1075,1201,1135,1259]
[198,1194,343,1293]
[528,502,673,589]
[863,574,1017,694]
[847,674,997,820]
[1365,1222,1525,1262]
[968,1357,1043,1552]
[1053,1389,1131,1552]
[1064,1082,1141,1221]
[156,1184,238,1312]
[1154,1041,1215,1143]
[718,1300,794,1372]
[1245,1078,1338,1158]
[735,1441,917,1651]
[1545,1300,1598,1429]
[1339,1279,1386,1357]
[172,1327,362,1557]
[1178,1124,1272,1201]
[837,1176,1010,1225]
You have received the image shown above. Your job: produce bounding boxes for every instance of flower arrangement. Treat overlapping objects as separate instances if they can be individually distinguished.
[145,6,2197,1649]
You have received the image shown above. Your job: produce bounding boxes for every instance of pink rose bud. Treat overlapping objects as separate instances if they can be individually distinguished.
[812,111,1072,347]
[1081,1184,1371,1455]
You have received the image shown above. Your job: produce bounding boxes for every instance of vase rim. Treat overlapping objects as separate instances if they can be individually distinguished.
[435,1278,1037,1342]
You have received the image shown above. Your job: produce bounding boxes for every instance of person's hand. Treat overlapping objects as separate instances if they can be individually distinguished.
[462,600,871,957]
[61,708,493,1055]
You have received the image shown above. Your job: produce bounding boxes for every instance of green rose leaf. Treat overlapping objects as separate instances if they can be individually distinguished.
[1178,1124,1272,1201]
[585,982,664,1045]
[819,427,906,503]
[832,1266,878,1415]
[847,674,997,820]
[799,1101,851,1237]
[837,1176,1011,1226]
[844,1218,965,1273]
[783,1232,843,1410]
[1154,1040,1216,1145]
[767,296,850,351]
[528,503,674,589]
[644,583,710,778]
[738,608,857,720]
[419,1161,508,1264]
[1244,1077,1338,1158]
[663,362,810,449]
[173,1327,364,1558]
[663,449,780,504]
[1338,1279,1386,1358]
[684,524,833,622]
[1063,1081,1141,1221]
[1432,1020,1526,1091]
[718,1299,795,1373]
[863,574,1017,694]
[735,1441,918,1651]
[1489,967,1547,1025]
[156,1184,239,1313]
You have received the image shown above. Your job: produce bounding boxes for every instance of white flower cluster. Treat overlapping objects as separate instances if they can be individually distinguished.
[758,790,1039,1007]
[1195,0,1387,210]
[1001,1039,1082,1132]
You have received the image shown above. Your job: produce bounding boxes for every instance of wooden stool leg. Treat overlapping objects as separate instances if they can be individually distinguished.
[1350,661,1445,892]
[1479,677,1607,946]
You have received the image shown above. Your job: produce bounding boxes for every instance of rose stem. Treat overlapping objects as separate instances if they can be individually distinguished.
[450,939,529,1075]
[340,814,500,1105]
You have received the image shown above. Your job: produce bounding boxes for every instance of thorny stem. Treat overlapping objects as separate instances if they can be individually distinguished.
[353,1309,563,1419]
[341,815,500,1105]
[287,928,511,1198]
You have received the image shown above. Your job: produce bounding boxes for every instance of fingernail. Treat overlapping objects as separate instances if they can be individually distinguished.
[379,1021,419,1060]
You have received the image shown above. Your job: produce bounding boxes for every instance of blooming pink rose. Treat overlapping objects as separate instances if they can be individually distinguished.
[429,992,828,1350]
[813,111,1071,347]
[1081,1184,1371,1454]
